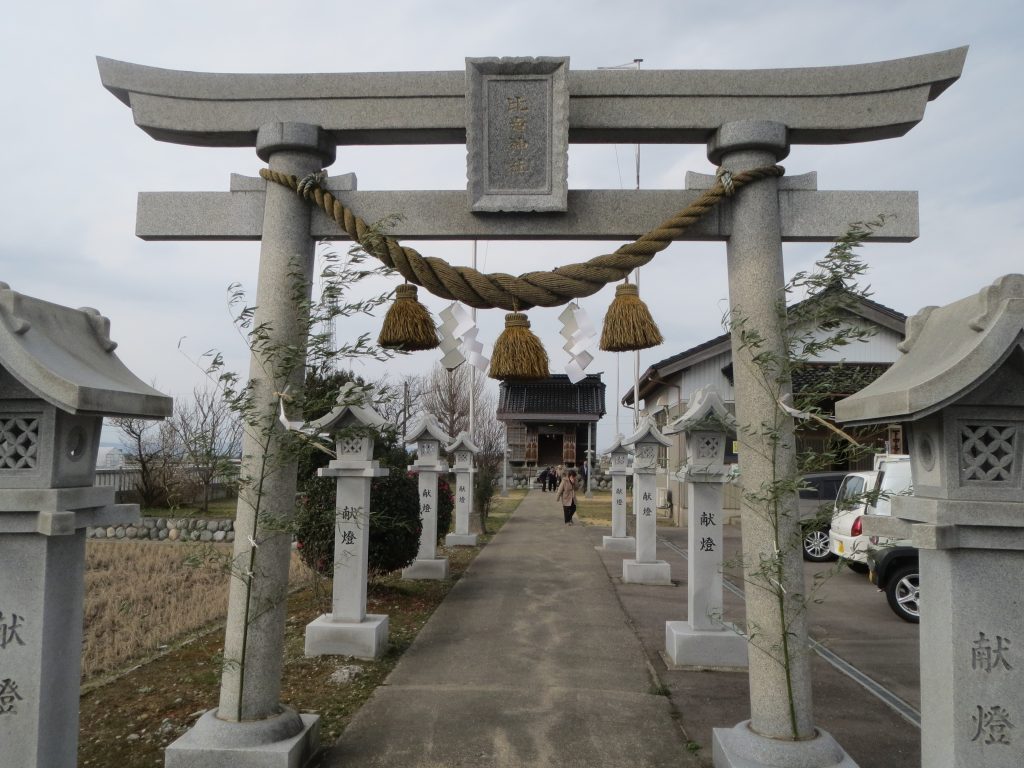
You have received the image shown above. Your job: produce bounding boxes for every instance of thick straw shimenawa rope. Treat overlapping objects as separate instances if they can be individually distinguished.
[260,165,784,311]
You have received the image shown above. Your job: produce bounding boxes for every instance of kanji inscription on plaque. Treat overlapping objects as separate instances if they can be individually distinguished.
[466,56,569,212]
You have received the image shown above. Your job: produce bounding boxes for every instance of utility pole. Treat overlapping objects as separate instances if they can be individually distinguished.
[402,380,409,445]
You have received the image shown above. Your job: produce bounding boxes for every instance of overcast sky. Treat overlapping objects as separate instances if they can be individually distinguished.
[3,0,1021,451]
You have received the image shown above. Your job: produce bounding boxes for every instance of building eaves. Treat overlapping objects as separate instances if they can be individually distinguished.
[497,374,606,421]
[624,291,907,406]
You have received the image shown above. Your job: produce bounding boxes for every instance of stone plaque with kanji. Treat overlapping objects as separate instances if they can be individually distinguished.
[466,56,568,212]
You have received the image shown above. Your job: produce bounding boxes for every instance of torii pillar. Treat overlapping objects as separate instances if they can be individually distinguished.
[97,48,965,768]
[707,123,852,767]
[165,125,333,766]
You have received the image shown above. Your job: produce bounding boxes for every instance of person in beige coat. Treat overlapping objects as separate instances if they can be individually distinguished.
[555,469,578,525]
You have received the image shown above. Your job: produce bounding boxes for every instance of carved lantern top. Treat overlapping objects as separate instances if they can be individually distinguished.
[446,431,479,472]
[446,431,480,455]
[0,283,171,418]
[406,413,451,469]
[603,434,627,455]
[602,434,630,472]
[406,413,451,446]
[665,386,736,478]
[837,274,1024,425]
[623,417,672,471]
[838,274,1024,510]
[0,284,171,490]
[307,383,386,462]
[664,386,736,437]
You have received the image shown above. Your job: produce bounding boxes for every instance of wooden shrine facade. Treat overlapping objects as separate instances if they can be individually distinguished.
[497,374,606,473]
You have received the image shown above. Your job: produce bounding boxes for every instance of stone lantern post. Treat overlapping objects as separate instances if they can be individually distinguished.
[621,417,672,585]
[601,435,635,552]
[445,431,480,547]
[663,386,747,668]
[403,414,451,580]
[0,284,171,768]
[837,273,1024,768]
[303,383,389,660]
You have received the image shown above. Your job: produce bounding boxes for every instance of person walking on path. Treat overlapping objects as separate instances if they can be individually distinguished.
[548,465,560,492]
[555,468,578,525]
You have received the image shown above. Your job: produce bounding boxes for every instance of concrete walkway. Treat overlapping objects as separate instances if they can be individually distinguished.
[322,489,921,767]
[322,489,698,768]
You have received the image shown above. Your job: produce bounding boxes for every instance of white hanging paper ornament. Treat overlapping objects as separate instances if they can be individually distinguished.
[438,304,466,370]
[558,303,598,383]
[438,302,491,373]
[448,301,476,338]
[461,324,491,373]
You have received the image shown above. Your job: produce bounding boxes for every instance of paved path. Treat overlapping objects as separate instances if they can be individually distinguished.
[322,490,922,767]
[322,489,697,768]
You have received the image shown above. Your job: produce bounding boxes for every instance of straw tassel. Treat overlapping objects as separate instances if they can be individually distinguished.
[599,282,664,352]
[377,284,439,351]
[489,312,549,381]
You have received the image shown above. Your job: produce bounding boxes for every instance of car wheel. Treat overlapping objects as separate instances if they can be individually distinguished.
[802,526,836,562]
[884,565,920,623]
[840,558,870,575]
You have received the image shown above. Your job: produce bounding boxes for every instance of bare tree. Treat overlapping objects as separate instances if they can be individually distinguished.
[373,372,430,444]
[108,416,180,508]
[424,364,486,441]
[472,392,506,473]
[374,365,506,536]
[170,386,243,512]
[418,364,503,466]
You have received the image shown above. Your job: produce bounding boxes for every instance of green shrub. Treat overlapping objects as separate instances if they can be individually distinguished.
[294,468,454,578]
[473,464,498,534]
[368,470,426,576]
[435,474,454,541]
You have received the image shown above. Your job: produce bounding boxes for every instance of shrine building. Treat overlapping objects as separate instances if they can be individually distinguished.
[497,374,606,482]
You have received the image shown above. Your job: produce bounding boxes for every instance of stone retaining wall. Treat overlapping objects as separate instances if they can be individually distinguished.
[508,472,613,491]
[86,516,235,543]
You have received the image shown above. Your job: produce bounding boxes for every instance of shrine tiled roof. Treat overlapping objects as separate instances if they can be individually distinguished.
[719,361,892,398]
[497,374,606,422]
[791,362,891,397]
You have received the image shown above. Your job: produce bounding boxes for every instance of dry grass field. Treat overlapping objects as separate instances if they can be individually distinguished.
[573,490,616,523]
[82,540,312,679]
[78,493,525,767]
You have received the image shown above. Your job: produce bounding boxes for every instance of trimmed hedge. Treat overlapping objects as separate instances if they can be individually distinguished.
[295,469,454,578]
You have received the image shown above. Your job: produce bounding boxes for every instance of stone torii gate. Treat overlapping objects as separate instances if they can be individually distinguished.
[100,48,965,768]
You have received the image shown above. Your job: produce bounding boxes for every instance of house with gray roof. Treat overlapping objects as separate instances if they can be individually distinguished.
[623,293,907,520]
[497,374,605,484]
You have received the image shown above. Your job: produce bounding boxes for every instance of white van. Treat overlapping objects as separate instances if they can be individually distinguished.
[828,456,912,570]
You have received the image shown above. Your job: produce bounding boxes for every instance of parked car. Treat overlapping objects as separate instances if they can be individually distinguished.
[828,456,912,572]
[797,471,847,562]
[867,544,919,623]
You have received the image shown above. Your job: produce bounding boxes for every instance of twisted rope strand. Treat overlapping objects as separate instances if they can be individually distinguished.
[260,165,784,311]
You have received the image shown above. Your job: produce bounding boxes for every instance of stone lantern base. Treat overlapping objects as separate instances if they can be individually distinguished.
[622,559,672,585]
[304,614,389,660]
[712,721,858,767]
[665,621,748,669]
[165,707,320,768]
[601,534,635,552]
[402,557,450,580]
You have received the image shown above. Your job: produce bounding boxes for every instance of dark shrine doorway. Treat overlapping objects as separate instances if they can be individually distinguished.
[537,432,563,466]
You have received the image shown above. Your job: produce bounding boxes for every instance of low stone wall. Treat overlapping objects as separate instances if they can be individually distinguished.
[86,516,235,543]
[507,472,613,491]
